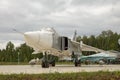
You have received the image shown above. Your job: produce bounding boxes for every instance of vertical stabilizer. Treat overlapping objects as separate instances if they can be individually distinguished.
[72,30,77,41]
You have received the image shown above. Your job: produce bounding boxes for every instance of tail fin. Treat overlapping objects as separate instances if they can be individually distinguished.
[72,30,77,41]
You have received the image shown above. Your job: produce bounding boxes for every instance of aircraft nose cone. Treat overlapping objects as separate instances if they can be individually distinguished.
[24,32,39,44]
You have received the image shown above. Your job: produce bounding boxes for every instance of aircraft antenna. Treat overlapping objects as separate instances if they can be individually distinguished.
[12,28,24,35]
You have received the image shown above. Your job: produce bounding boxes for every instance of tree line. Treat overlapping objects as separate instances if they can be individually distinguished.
[0,30,120,62]
[77,30,120,55]
[0,42,43,62]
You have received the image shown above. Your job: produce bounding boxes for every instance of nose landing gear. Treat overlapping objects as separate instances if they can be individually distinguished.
[41,51,56,68]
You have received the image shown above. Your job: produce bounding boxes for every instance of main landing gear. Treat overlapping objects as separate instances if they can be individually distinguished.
[72,52,81,67]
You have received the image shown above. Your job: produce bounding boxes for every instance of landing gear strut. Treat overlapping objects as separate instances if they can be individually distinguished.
[42,52,49,68]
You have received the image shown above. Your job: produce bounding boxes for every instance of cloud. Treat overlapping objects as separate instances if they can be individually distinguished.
[0,0,120,42]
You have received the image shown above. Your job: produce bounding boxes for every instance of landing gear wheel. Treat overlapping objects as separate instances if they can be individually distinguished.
[51,60,55,67]
[75,60,78,67]
[74,60,81,67]
[42,61,49,68]
[42,61,45,68]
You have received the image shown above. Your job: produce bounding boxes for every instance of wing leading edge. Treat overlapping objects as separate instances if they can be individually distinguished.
[70,41,104,53]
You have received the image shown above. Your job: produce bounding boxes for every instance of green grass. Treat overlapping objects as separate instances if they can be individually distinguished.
[0,61,73,65]
[0,62,28,65]
[0,71,120,80]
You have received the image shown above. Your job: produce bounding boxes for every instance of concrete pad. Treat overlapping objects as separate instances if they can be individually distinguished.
[0,65,120,74]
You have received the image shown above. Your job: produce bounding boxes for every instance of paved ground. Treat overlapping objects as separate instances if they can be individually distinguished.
[0,65,120,74]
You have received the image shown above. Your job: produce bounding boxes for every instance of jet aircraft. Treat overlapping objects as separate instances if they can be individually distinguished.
[23,27,104,68]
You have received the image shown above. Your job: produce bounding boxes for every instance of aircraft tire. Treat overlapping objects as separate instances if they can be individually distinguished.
[42,61,45,68]
[42,61,49,68]
[51,60,55,67]
[75,61,78,67]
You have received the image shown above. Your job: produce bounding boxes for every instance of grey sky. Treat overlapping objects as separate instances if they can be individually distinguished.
[0,0,120,42]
